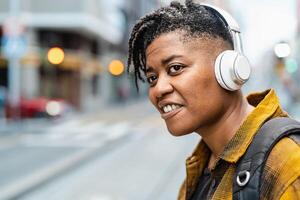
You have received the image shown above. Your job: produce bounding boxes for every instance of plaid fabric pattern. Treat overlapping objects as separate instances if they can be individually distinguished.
[178,89,300,200]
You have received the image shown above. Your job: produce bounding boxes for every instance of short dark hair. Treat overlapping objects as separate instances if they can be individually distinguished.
[127,0,233,90]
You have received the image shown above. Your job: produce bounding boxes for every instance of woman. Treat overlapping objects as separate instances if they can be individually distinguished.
[127,1,300,199]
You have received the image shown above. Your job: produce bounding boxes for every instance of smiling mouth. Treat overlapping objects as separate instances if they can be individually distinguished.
[162,104,182,113]
[160,104,183,120]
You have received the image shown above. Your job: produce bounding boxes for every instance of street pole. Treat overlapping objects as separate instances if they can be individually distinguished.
[8,55,21,117]
[7,0,22,120]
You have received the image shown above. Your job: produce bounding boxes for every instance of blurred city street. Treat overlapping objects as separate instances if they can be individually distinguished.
[0,100,199,200]
[0,0,300,199]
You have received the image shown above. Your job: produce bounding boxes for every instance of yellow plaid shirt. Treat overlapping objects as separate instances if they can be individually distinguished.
[178,89,300,200]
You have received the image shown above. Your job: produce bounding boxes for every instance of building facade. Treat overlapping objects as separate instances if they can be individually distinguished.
[0,0,160,112]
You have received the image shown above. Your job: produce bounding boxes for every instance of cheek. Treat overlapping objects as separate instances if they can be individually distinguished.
[148,89,156,107]
[181,69,214,99]
[176,69,224,121]
[188,78,223,113]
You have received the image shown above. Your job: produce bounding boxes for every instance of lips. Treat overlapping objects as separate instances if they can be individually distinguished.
[157,100,184,120]
[161,106,183,120]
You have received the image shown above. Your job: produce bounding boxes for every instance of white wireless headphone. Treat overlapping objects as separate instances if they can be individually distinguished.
[201,4,251,91]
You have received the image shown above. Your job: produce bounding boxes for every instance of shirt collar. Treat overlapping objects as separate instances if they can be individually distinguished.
[219,89,287,163]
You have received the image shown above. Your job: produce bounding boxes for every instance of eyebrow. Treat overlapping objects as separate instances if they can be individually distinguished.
[161,55,183,65]
[146,66,154,74]
[146,54,184,73]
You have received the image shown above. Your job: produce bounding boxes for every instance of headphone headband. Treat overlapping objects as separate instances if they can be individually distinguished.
[201,3,240,32]
[201,3,244,54]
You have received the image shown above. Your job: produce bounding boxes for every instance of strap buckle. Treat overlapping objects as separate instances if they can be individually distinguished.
[236,170,250,187]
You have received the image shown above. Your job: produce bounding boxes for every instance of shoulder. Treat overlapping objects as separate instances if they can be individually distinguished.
[267,136,300,167]
[261,136,300,199]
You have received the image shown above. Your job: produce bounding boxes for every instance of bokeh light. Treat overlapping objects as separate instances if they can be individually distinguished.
[274,43,291,58]
[285,58,298,74]
[47,47,65,65]
[108,60,124,76]
[46,101,62,116]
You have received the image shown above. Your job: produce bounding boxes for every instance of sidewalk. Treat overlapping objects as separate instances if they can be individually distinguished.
[0,118,52,135]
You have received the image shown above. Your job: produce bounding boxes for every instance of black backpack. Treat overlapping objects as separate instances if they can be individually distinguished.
[233,117,300,200]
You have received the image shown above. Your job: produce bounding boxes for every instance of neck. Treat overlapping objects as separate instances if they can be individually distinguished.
[196,92,254,158]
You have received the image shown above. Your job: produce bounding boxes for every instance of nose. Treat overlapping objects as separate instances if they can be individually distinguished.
[153,74,174,99]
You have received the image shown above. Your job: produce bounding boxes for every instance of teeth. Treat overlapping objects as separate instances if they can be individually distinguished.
[163,106,168,113]
[162,104,182,113]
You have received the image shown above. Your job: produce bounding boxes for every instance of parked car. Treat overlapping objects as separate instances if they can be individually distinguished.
[5,97,72,119]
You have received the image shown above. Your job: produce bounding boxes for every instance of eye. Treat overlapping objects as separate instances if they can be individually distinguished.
[146,75,157,86]
[168,64,184,74]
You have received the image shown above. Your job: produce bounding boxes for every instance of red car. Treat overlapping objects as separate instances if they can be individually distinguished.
[5,97,70,119]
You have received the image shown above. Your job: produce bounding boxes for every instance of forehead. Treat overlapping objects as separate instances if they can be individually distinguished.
[145,31,223,64]
[146,31,199,57]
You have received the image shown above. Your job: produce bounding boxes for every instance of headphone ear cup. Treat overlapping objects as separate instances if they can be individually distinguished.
[214,51,230,90]
[233,54,251,84]
[214,50,251,91]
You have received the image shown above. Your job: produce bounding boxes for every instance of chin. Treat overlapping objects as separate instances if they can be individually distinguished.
[166,123,193,137]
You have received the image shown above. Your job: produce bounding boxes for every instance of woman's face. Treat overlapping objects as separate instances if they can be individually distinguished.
[145,31,230,136]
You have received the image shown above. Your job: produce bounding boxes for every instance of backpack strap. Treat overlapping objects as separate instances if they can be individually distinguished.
[233,117,300,200]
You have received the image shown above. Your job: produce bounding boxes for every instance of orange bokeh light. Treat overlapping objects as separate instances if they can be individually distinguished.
[108,60,124,76]
[47,47,65,65]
